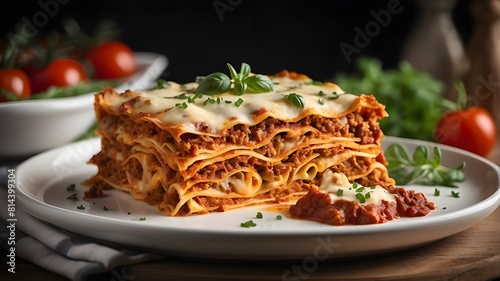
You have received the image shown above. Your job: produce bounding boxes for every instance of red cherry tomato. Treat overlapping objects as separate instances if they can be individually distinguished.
[0,68,31,102]
[28,58,88,93]
[434,107,497,157]
[85,40,136,79]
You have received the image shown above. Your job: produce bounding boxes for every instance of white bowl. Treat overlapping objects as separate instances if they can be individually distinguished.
[0,52,168,158]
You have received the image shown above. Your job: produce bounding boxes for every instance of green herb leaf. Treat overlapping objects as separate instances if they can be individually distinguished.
[240,220,257,227]
[194,72,231,95]
[245,75,274,93]
[194,63,272,95]
[227,63,239,80]
[66,193,78,200]
[328,91,339,100]
[66,183,76,192]
[235,98,244,107]
[286,93,305,108]
[385,143,465,187]
[355,193,366,203]
[239,62,251,77]
[256,212,263,219]
[234,80,247,95]
[151,79,171,89]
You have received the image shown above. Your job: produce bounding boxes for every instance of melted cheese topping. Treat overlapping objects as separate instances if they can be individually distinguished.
[103,76,365,134]
[319,170,396,205]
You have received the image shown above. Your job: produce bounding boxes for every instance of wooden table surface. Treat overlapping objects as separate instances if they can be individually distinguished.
[2,141,500,281]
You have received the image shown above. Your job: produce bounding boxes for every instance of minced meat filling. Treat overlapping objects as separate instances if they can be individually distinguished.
[289,186,436,225]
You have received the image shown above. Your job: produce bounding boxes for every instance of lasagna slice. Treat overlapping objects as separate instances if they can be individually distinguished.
[83,69,397,216]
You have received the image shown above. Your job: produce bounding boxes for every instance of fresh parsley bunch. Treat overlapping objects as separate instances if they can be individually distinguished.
[334,57,446,141]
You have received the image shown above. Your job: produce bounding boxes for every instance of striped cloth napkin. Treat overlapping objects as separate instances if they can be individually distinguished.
[0,188,164,281]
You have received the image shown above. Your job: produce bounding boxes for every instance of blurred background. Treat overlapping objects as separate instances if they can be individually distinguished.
[6,0,499,149]
[1,0,473,83]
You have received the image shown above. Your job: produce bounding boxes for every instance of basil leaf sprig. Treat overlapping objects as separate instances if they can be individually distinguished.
[195,62,273,95]
[385,143,465,187]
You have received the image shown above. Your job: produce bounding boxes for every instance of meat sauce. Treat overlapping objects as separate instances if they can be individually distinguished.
[289,186,436,225]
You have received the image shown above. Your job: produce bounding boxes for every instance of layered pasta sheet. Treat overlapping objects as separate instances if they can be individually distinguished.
[84,70,395,216]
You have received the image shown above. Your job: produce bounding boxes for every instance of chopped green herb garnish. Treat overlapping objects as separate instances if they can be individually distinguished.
[66,183,76,192]
[240,220,257,227]
[192,93,204,101]
[434,188,440,196]
[169,93,189,99]
[77,204,85,210]
[235,98,244,107]
[152,79,171,89]
[103,206,109,211]
[277,215,283,220]
[175,102,188,109]
[365,192,371,199]
[355,193,366,203]
[328,91,339,100]
[66,193,78,200]
[336,189,344,196]
[256,212,263,219]
[306,80,322,86]
[318,99,325,105]
[139,217,146,221]
[451,191,460,198]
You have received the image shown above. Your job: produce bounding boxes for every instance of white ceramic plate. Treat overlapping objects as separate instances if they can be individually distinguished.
[16,136,500,261]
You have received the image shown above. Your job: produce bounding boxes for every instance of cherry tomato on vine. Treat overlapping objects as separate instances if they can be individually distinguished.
[434,107,497,157]
[0,69,31,102]
[27,58,88,93]
[85,40,136,79]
